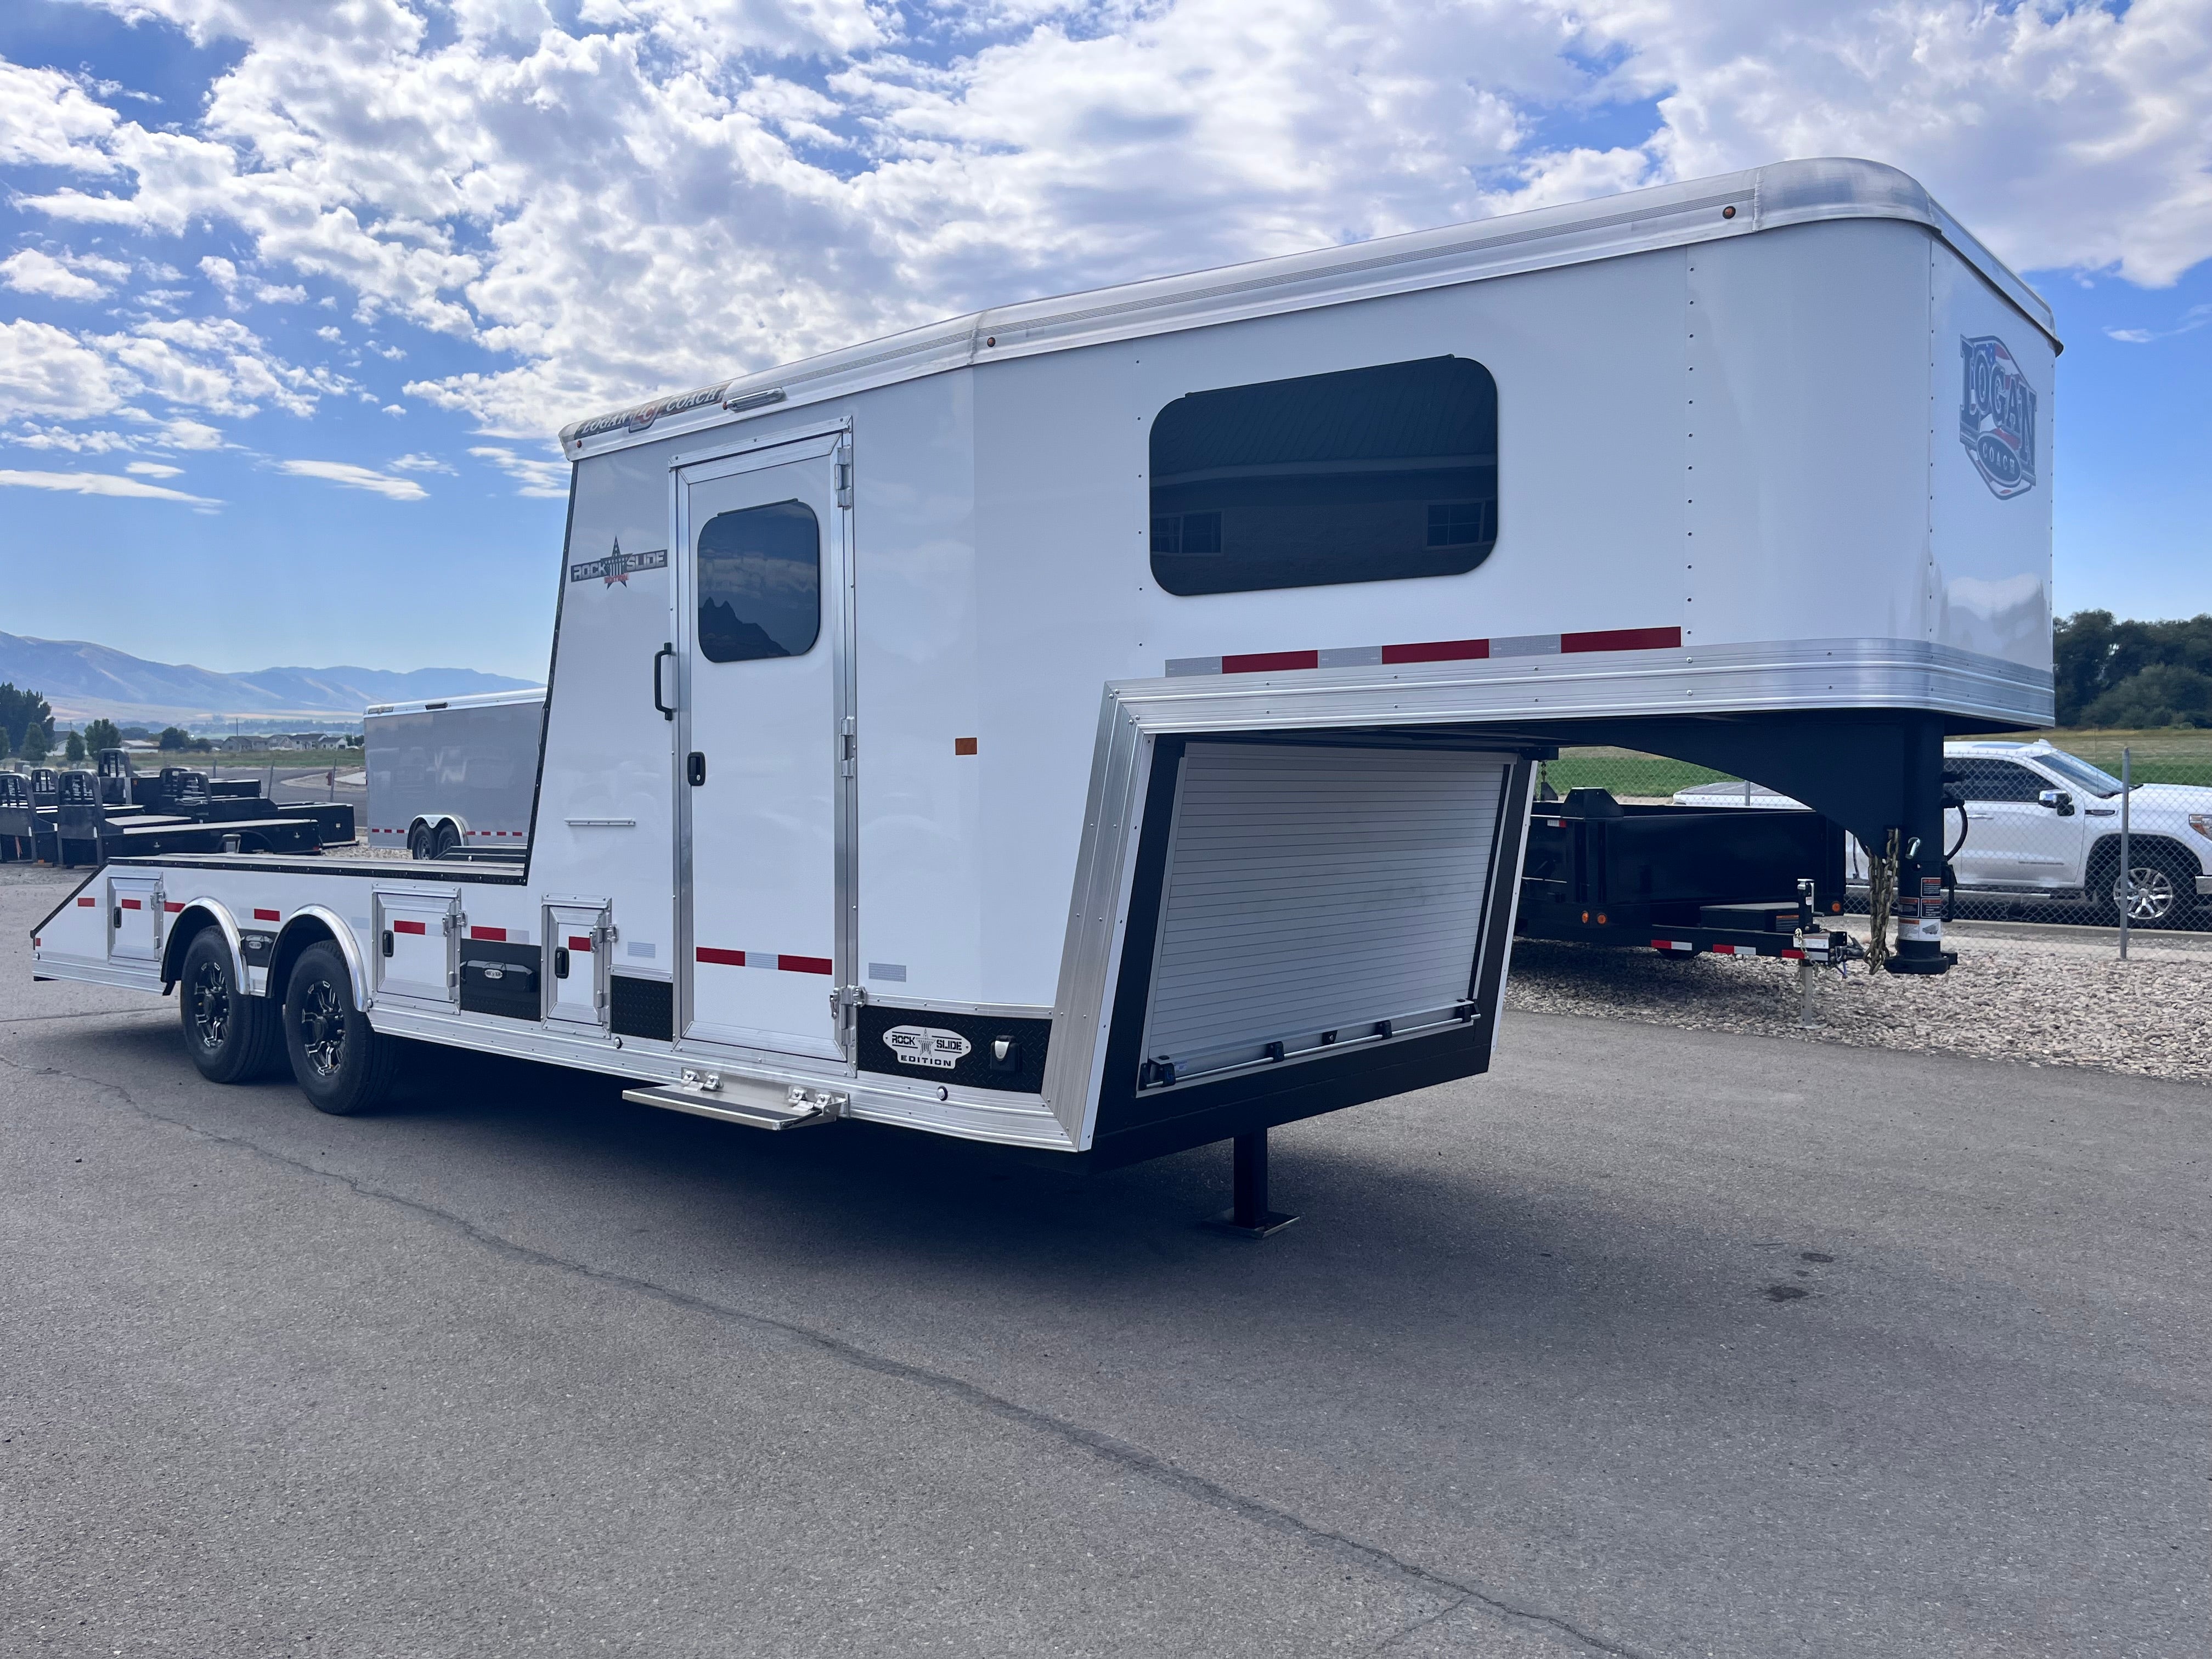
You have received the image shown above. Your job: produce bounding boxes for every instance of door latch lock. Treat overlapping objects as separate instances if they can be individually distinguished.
[688,751,707,787]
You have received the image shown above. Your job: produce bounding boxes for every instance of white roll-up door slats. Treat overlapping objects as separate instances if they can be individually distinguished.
[1139,743,1508,1086]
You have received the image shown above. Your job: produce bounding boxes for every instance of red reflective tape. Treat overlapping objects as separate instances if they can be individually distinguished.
[165,902,184,913]
[1381,638,1489,664]
[470,926,507,941]
[567,935,593,952]
[393,919,427,935]
[1221,650,1319,674]
[1780,949,1806,960]
[779,954,834,975]
[1560,626,1681,654]
[78,896,96,907]
[120,898,142,910]
[696,946,745,967]
[253,907,279,922]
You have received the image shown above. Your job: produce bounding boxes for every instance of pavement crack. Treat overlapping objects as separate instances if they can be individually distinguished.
[6,1049,1655,1659]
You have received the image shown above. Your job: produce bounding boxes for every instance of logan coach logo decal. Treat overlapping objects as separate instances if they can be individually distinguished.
[882,1025,972,1070]
[1959,335,2038,500]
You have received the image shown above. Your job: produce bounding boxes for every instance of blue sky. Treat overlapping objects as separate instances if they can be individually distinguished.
[1,0,2208,680]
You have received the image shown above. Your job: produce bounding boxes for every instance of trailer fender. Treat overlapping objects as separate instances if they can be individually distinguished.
[160,899,247,995]
[408,814,466,858]
[273,906,368,1010]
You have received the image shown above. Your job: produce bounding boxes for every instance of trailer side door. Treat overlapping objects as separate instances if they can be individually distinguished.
[674,433,851,1063]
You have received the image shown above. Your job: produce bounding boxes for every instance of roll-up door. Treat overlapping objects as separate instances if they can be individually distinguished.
[1137,742,1509,1088]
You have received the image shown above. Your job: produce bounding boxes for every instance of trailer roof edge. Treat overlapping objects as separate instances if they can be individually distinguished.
[363,687,547,719]
[559,157,2057,461]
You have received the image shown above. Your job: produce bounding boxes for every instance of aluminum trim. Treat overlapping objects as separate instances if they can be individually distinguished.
[1044,634,2051,1150]
[286,904,369,1008]
[359,1005,1077,1149]
[168,895,248,992]
[860,996,1057,1019]
[562,159,2054,460]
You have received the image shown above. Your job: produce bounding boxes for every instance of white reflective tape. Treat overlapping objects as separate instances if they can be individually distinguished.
[1489,633,1562,658]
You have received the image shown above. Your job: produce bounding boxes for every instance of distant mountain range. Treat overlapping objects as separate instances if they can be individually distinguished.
[0,631,539,730]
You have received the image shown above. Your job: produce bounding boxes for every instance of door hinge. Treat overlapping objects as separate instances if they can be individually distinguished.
[835,455,853,507]
[840,715,856,777]
[829,984,868,1020]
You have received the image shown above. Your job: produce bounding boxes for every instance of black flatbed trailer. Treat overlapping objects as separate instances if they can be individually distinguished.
[1515,788,1857,961]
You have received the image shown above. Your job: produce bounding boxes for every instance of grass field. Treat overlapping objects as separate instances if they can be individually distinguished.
[1544,727,2212,802]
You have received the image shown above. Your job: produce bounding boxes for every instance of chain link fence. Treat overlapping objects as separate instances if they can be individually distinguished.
[1539,730,2212,934]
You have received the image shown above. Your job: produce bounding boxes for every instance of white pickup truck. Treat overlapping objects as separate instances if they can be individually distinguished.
[1677,740,2212,927]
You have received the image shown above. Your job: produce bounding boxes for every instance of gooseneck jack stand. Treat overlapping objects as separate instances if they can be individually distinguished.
[1203,1130,1300,1239]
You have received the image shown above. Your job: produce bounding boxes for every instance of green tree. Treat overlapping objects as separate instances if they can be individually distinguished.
[83,717,122,754]
[63,730,86,763]
[0,682,52,755]
[2055,611,2212,726]
[0,725,10,763]
[20,721,50,763]
[158,726,190,751]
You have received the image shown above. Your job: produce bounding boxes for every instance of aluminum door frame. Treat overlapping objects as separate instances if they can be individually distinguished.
[668,420,857,1068]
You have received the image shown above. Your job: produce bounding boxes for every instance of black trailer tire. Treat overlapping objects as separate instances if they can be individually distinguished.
[408,822,434,860]
[431,822,460,860]
[283,941,399,1116]
[179,928,284,1084]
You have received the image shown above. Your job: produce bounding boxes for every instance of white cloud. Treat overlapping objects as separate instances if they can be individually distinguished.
[16,0,2212,444]
[3,424,137,453]
[389,450,455,472]
[0,466,216,504]
[275,457,428,499]
[0,318,134,420]
[470,444,568,498]
[199,253,307,308]
[155,416,227,449]
[2,249,104,300]
[125,459,185,477]
[0,58,121,172]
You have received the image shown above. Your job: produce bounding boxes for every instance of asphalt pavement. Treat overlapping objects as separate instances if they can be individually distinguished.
[2,861,2204,1658]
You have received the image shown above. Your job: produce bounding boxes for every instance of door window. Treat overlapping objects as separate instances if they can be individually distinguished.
[696,500,820,662]
[1946,759,2045,803]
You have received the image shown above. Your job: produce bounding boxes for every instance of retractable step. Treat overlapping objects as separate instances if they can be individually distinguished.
[621,1079,844,1131]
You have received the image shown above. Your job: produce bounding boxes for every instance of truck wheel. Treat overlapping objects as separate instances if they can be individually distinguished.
[431,823,460,860]
[179,928,283,1084]
[2091,845,2194,929]
[408,823,434,860]
[283,940,399,1115]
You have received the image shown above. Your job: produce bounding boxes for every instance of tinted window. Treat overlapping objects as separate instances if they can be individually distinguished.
[697,500,820,662]
[1946,759,2046,803]
[1149,356,1498,596]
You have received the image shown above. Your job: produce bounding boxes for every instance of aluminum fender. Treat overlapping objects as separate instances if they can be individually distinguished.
[163,897,247,992]
[281,905,369,1007]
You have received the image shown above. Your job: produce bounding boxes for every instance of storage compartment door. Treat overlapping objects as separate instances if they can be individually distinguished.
[373,889,460,1006]
[106,875,164,964]
[1138,743,1509,1087]
[544,902,612,1030]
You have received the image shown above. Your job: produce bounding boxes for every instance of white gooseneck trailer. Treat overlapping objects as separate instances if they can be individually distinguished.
[31,159,2055,1202]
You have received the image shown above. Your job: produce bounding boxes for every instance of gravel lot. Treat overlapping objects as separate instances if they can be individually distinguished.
[1507,922,2211,1085]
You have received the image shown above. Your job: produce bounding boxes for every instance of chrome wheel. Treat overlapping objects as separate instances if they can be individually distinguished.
[189,959,230,1049]
[296,978,347,1077]
[2114,865,2178,923]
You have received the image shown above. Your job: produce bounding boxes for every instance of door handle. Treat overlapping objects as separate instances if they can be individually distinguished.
[687,752,707,787]
[554,946,571,980]
[652,642,677,721]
